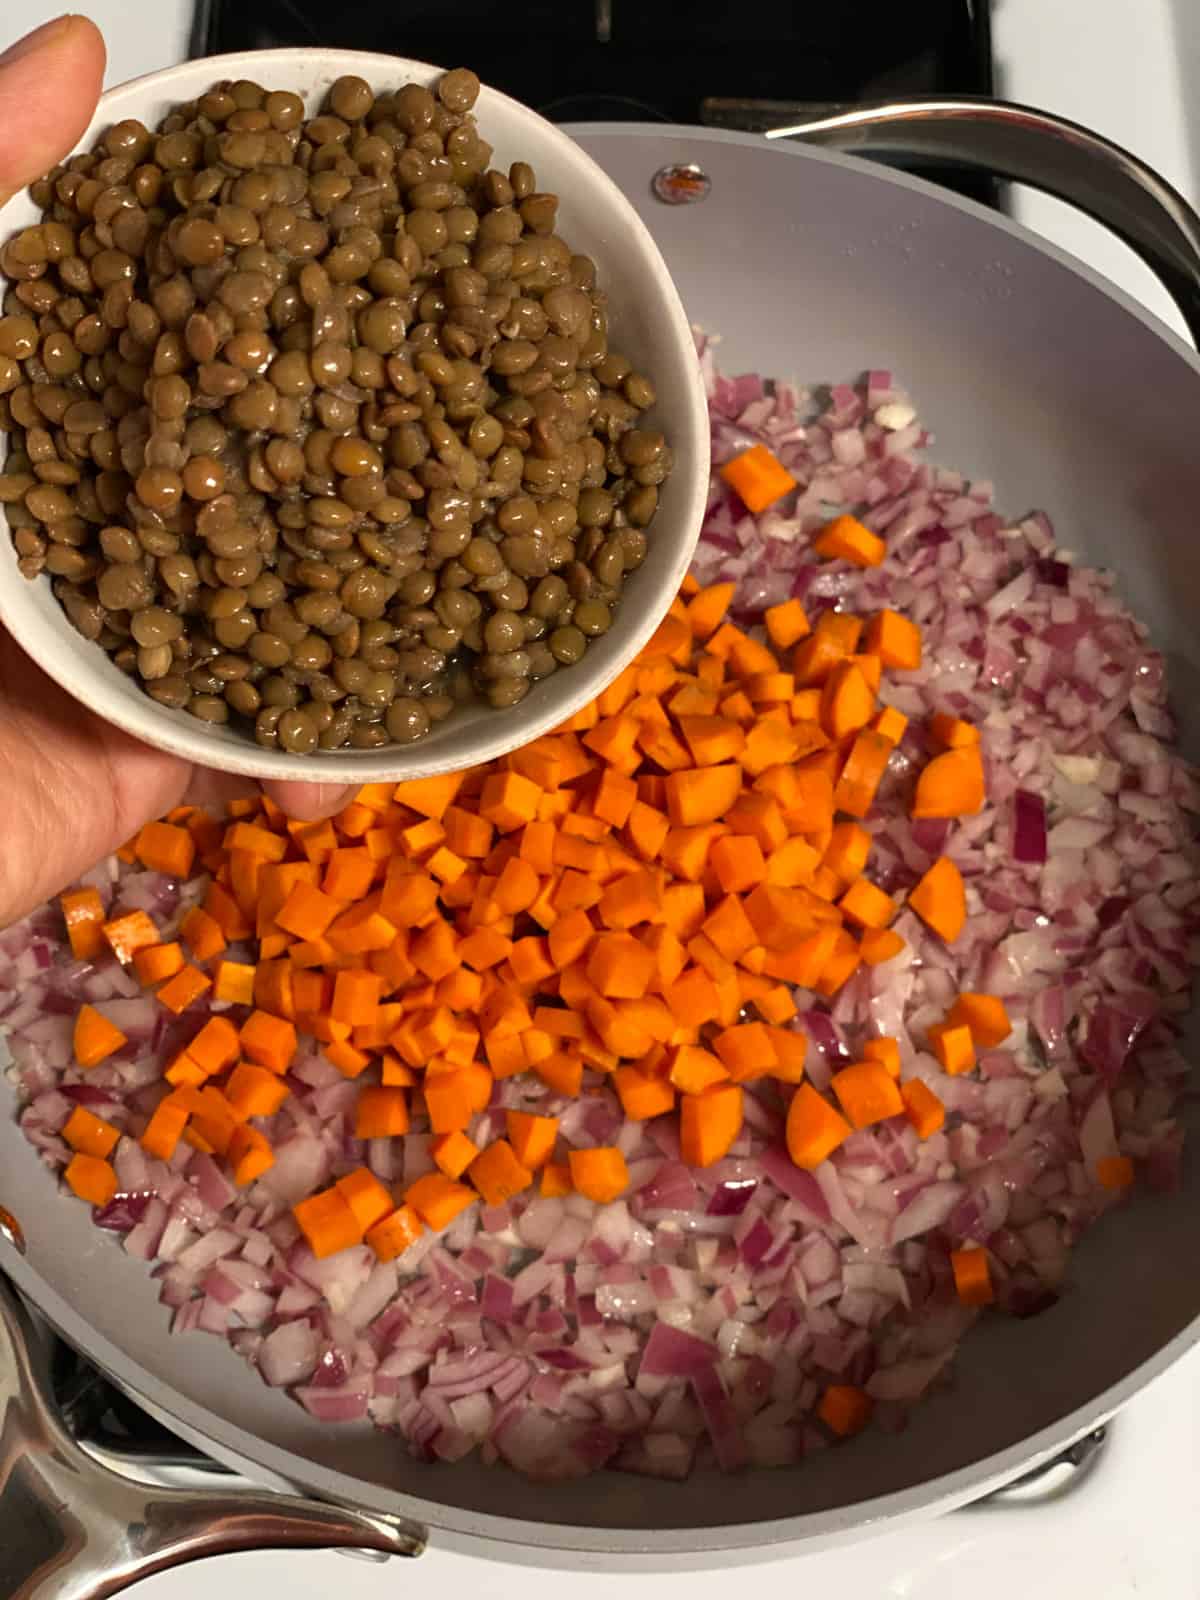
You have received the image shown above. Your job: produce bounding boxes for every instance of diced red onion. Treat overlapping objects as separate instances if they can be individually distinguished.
[3,343,1195,1484]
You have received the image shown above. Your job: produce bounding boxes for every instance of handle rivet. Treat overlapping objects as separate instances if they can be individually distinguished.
[652,164,711,205]
[0,1206,26,1255]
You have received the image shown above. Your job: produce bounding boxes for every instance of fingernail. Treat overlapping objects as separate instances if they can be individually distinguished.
[0,15,76,68]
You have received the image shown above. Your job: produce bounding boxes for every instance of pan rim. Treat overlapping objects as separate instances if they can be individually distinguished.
[5,114,1200,1564]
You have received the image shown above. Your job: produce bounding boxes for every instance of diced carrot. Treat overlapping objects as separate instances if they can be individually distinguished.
[61,887,106,960]
[946,992,1012,1048]
[132,941,185,986]
[380,864,439,927]
[135,820,196,879]
[813,513,885,568]
[64,1152,118,1208]
[871,705,909,745]
[712,1021,778,1083]
[668,1044,729,1096]
[189,1087,241,1155]
[225,1063,289,1120]
[325,1039,372,1079]
[814,928,861,997]
[928,1020,975,1076]
[293,1188,362,1259]
[102,909,160,965]
[406,1172,477,1231]
[239,1010,297,1075]
[336,1167,395,1232]
[420,1069,476,1134]
[701,895,758,962]
[912,746,986,819]
[613,1066,675,1121]
[203,881,252,942]
[833,730,893,818]
[768,1026,808,1083]
[351,1086,407,1145]
[365,1203,424,1262]
[686,581,737,639]
[765,597,811,650]
[586,932,656,999]
[1096,1155,1135,1190]
[862,1037,901,1079]
[859,927,905,966]
[229,1124,275,1186]
[540,1161,573,1197]
[380,1049,419,1088]
[432,1130,479,1180]
[410,920,459,982]
[140,1096,190,1161]
[950,1246,993,1306]
[393,773,464,821]
[821,661,876,741]
[817,1384,873,1437]
[863,608,921,670]
[62,1106,119,1160]
[536,1050,584,1097]
[275,881,343,941]
[74,1004,127,1069]
[479,771,541,832]
[908,856,966,943]
[469,1139,534,1205]
[830,1061,904,1128]
[212,960,255,1006]
[224,820,287,861]
[709,834,765,895]
[665,965,721,1025]
[505,1111,558,1169]
[755,983,797,1025]
[900,1078,944,1139]
[335,802,377,839]
[325,901,398,956]
[679,1083,743,1167]
[329,968,383,1027]
[188,1016,241,1076]
[568,1145,630,1203]
[664,764,744,827]
[180,906,226,963]
[838,878,896,930]
[786,1083,851,1169]
[165,1052,207,1088]
[928,712,980,750]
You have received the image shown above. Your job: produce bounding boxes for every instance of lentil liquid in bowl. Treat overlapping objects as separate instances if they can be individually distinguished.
[0,67,671,753]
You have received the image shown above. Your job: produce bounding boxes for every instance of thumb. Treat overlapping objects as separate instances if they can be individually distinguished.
[0,15,106,208]
[261,781,359,822]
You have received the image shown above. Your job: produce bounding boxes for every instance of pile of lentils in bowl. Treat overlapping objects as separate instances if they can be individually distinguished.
[0,69,671,752]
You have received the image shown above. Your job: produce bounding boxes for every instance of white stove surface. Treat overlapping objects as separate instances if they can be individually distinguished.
[5,3,1199,1595]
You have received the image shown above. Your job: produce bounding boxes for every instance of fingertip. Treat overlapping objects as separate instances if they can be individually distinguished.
[262,781,357,822]
[0,15,107,200]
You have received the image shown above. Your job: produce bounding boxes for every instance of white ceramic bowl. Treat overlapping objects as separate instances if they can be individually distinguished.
[0,48,709,781]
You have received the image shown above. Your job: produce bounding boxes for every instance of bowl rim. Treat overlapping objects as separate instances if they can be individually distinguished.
[0,47,710,782]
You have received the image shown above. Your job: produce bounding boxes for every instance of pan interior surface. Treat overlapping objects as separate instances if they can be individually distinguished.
[3,128,1199,1560]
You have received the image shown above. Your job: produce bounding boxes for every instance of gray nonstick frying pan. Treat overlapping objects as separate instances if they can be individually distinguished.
[4,66,1200,1598]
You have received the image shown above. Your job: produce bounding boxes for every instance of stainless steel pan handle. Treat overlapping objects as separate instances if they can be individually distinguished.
[702,96,1200,347]
[0,1277,424,1599]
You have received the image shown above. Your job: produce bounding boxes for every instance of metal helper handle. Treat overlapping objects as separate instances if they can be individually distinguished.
[0,1277,424,1599]
[702,96,1200,347]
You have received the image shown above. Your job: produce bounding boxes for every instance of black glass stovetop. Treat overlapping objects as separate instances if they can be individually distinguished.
[193,0,998,207]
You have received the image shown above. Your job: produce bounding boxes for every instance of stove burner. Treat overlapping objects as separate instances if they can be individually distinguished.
[194,0,998,206]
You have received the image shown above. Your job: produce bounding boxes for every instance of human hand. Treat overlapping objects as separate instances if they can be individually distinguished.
[0,17,354,929]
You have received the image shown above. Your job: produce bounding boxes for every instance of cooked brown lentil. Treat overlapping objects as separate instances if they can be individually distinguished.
[0,68,669,747]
